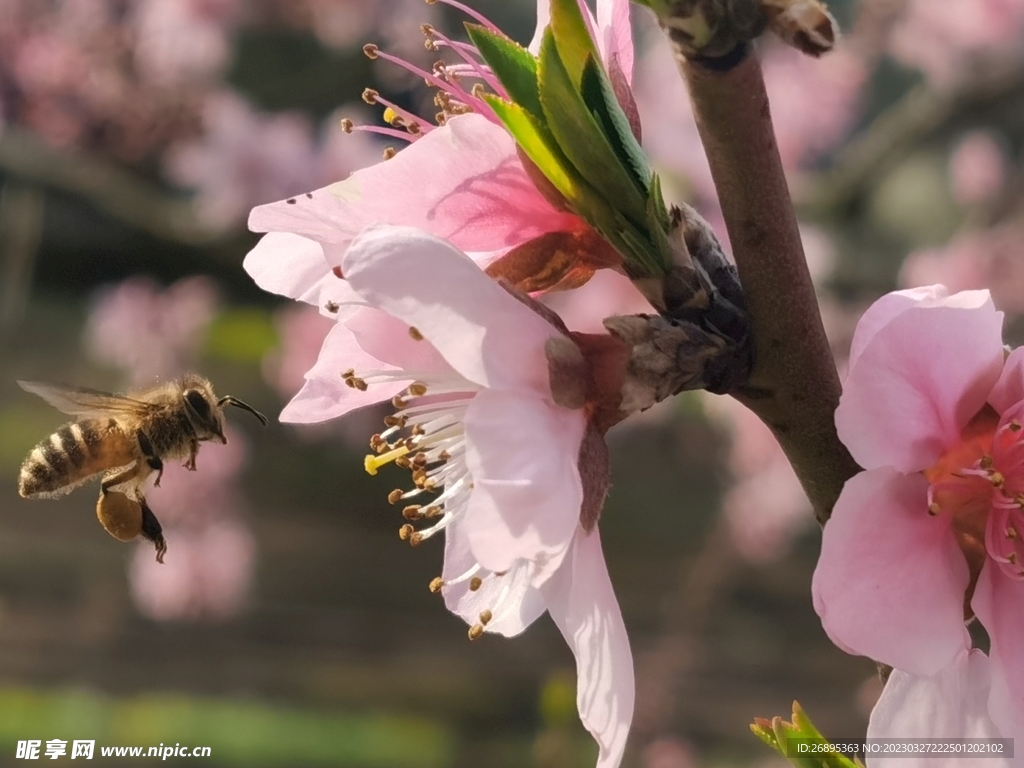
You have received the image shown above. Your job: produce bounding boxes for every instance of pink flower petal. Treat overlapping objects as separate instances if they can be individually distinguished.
[812,468,970,675]
[248,114,577,265]
[867,649,1013,768]
[542,528,634,768]
[244,232,358,313]
[530,0,551,53]
[848,285,949,370]
[837,291,1004,472]
[441,521,546,637]
[463,389,586,573]
[345,306,453,376]
[596,0,633,82]
[343,226,560,394]
[971,562,1024,741]
[989,347,1024,415]
[279,321,407,423]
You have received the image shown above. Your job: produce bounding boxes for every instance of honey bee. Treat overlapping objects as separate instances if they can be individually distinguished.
[17,374,267,562]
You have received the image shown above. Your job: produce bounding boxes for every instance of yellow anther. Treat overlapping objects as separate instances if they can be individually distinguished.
[429,577,444,593]
[403,505,422,520]
[340,118,354,133]
[365,444,411,476]
[408,382,427,396]
[468,624,484,641]
[479,610,493,625]
[990,471,1006,488]
[928,502,941,516]
[410,532,424,547]
[469,577,483,592]
[383,147,397,160]
[388,489,404,505]
[399,524,414,541]
[362,87,380,104]
[383,107,402,126]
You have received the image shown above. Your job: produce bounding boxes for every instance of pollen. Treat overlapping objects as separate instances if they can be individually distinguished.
[403,505,423,520]
[365,444,412,475]
[339,118,354,133]
[468,624,484,641]
[479,610,493,625]
[388,489,404,505]
[429,577,444,593]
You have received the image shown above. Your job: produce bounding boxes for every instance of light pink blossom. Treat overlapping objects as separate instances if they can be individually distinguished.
[255,224,634,768]
[246,0,635,307]
[867,650,1015,768]
[812,285,1024,741]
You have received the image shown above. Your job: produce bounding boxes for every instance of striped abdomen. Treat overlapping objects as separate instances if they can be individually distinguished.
[18,419,136,499]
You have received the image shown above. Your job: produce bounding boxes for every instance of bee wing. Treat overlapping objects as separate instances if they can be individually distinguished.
[17,381,158,418]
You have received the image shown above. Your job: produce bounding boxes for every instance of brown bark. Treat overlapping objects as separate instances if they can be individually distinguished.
[677,51,860,523]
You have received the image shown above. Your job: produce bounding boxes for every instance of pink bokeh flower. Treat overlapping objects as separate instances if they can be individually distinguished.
[166,94,383,230]
[85,275,218,386]
[948,131,1008,206]
[900,224,1024,315]
[251,224,633,768]
[812,285,1024,741]
[889,0,1024,87]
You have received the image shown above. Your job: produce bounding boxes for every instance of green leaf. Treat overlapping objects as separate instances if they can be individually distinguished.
[751,703,864,768]
[579,55,651,194]
[465,25,542,118]
[537,30,647,228]
[481,93,582,203]
[547,0,600,85]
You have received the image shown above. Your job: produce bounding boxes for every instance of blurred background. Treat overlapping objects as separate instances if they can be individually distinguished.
[0,0,1022,764]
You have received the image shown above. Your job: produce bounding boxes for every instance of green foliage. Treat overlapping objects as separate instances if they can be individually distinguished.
[465,25,542,117]
[0,687,455,767]
[751,701,864,768]
[472,0,675,279]
[204,308,278,363]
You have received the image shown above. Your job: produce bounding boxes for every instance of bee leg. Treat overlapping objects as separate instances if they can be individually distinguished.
[136,431,164,487]
[184,438,199,471]
[100,464,142,495]
[138,498,167,564]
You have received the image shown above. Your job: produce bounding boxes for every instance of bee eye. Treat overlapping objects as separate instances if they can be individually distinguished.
[184,390,212,419]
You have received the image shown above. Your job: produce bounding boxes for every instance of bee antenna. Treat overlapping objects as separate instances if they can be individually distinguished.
[218,396,269,426]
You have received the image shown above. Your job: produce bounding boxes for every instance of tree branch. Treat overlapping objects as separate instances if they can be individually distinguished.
[677,50,860,523]
[0,128,225,247]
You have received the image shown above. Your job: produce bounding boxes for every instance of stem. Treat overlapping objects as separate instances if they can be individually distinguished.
[677,50,860,523]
